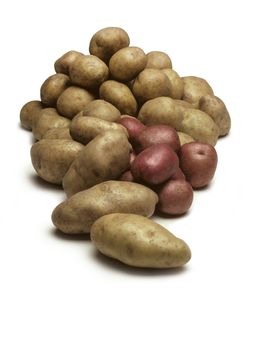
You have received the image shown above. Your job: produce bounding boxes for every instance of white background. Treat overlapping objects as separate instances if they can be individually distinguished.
[1,0,255,349]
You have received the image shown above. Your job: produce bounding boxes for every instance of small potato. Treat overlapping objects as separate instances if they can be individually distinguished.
[146,51,172,69]
[132,68,172,103]
[182,76,214,108]
[40,73,70,107]
[20,100,44,130]
[157,179,193,215]
[91,213,191,268]
[131,144,179,185]
[69,55,109,90]
[118,115,146,146]
[119,170,135,182]
[54,50,84,74]
[99,80,138,116]
[82,99,121,122]
[63,131,132,197]
[52,181,158,233]
[57,86,94,119]
[32,108,71,140]
[42,127,72,140]
[177,132,195,146]
[179,142,218,188]
[161,68,184,99]
[199,94,231,136]
[30,139,84,184]
[70,116,128,144]
[89,27,130,63]
[109,47,147,81]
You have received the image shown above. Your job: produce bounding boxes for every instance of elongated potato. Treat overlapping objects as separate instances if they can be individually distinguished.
[182,76,214,108]
[31,139,84,184]
[52,181,158,234]
[20,100,44,130]
[91,213,191,268]
[82,99,121,122]
[63,131,132,197]
[42,127,72,140]
[40,73,70,107]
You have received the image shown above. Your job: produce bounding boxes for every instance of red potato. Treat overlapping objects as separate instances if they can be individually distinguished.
[157,179,193,215]
[119,115,146,145]
[179,142,218,188]
[171,167,186,180]
[131,144,179,185]
[120,170,135,182]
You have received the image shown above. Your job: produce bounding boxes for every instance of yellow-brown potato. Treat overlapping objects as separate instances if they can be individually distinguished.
[40,73,71,107]
[56,86,94,119]
[63,131,132,197]
[91,213,191,268]
[99,80,138,115]
[32,108,71,140]
[146,51,172,69]
[31,139,84,184]
[20,100,44,130]
[70,115,128,144]
[42,127,72,140]
[52,181,158,234]
[182,76,214,108]
[161,68,184,99]
[132,68,172,103]
[54,50,84,74]
[177,132,195,146]
[82,99,121,122]
[199,94,231,136]
[69,55,109,90]
[89,27,130,63]
[109,47,147,81]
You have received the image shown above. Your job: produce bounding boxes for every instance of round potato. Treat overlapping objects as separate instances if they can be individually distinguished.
[69,55,109,90]
[146,51,172,69]
[54,50,84,74]
[182,76,214,108]
[99,80,138,116]
[91,213,191,268]
[40,73,70,107]
[57,86,94,119]
[31,139,84,184]
[20,100,44,130]
[89,27,130,63]
[177,132,195,146]
[52,181,158,234]
[82,99,121,122]
[119,115,146,146]
[42,127,72,140]
[109,47,147,81]
[161,68,184,99]
[171,167,186,180]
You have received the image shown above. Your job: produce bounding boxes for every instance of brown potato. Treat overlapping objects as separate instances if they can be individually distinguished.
[82,99,121,122]
[99,80,138,115]
[109,47,147,81]
[52,181,158,234]
[63,131,132,197]
[146,51,172,69]
[161,68,184,99]
[54,50,84,74]
[182,76,214,108]
[42,127,72,140]
[40,73,70,107]
[20,100,44,130]
[89,27,130,63]
[69,55,109,90]
[56,86,94,119]
[31,139,84,184]
[177,132,195,146]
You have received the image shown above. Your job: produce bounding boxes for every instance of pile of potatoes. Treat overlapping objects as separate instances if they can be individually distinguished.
[20,27,231,269]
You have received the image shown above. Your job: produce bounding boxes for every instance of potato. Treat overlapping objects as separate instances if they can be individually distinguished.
[40,73,70,107]
[199,94,231,136]
[156,179,193,215]
[131,144,179,185]
[82,99,121,122]
[161,68,184,99]
[54,50,84,74]
[109,47,147,81]
[99,80,138,115]
[177,132,194,146]
[52,181,158,234]
[32,108,71,140]
[20,100,44,130]
[31,139,84,184]
[132,68,172,103]
[182,76,214,108]
[146,51,172,69]
[89,27,130,63]
[70,115,128,144]
[171,167,186,180]
[91,213,191,268]
[179,142,218,188]
[42,127,72,140]
[118,115,146,146]
[69,55,109,90]
[56,86,94,119]
[63,131,132,197]
[119,170,135,182]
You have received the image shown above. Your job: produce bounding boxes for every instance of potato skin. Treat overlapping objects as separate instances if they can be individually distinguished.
[30,139,84,184]
[63,131,132,197]
[54,50,84,74]
[146,51,172,69]
[91,213,191,268]
[177,132,194,146]
[89,27,130,63]
[40,73,70,107]
[52,181,158,234]
[82,99,121,122]
[109,47,147,81]
[161,68,184,99]
[182,76,214,108]
[99,80,138,116]
[118,115,146,146]
[20,100,44,130]
[42,127,72,140]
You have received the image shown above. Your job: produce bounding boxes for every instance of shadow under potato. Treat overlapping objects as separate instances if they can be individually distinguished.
[29,173,63,192]
[51,227,91,241]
